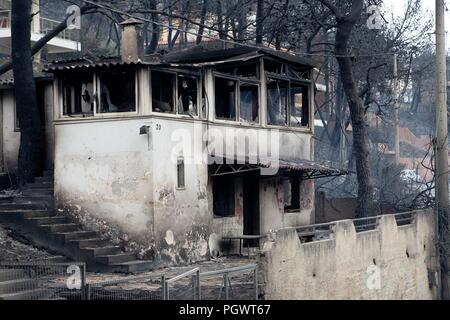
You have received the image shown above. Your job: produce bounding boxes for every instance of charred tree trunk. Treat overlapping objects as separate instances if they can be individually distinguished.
[255,0,264,44]
[237,6,246,42]
[148,0,159,52]
[333,1,373,218]
[196,0,208,44]
[11,0,43,185]
[216,0,226,43]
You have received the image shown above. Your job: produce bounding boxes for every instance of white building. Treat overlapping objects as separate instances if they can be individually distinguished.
[0,16,346,264]
[0,0,80,55]
[36,20,346,264]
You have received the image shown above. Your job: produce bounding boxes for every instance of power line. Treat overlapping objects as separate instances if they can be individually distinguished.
[80,0,399,60]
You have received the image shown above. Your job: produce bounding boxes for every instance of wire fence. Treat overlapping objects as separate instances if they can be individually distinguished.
[163,268,200,300]
[0,261,260,300]
[87,274,162,300]
[199,264,258,300]
[0,262,86,300]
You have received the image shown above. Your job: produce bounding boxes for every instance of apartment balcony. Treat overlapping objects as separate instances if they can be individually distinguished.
[0,10,81,54]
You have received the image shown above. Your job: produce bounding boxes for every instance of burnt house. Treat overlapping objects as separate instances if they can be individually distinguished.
[42,19,345,264]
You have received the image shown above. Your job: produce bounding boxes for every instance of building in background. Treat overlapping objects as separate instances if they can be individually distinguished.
[0,0,80,183]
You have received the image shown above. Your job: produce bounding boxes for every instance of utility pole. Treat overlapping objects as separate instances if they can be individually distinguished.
[435,0,449,300]
[393,53,400,165]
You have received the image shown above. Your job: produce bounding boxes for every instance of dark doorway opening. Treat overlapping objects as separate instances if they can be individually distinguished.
[243,172,260,247]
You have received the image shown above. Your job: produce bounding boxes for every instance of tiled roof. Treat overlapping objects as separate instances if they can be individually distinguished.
[44,55,162,72]
[44,45,317,72]
[0,60,53,87]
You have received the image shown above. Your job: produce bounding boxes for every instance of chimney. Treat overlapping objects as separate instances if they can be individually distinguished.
[120,18,144,63]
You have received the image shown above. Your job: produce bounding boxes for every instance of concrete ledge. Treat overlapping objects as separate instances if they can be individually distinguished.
[261,209,438,300]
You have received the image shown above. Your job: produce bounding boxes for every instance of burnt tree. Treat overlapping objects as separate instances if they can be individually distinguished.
[11,0,43,185]
[319,0,373,218]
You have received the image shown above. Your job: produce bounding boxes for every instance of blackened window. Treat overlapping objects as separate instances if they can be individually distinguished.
[152,71,175,113]
[213,175,235,217]
[290,82,309,128]
[236,63,258,79]
[283,176,300,212]
[62,73,94,116]
[215,77,236,120]
[264,59,284,74]
[177,75,198,116]
[240,83,259,123]
[267,78,288,126]
[99,69,136,113]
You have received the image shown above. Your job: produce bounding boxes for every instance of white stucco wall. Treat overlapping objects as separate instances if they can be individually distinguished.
[260,177,314,234]
[151,118,210,263]
[1,84,54,174]
[54,118,154,243]
[261,210,438,300]
[53,114,316,263]
[1,89,20,173]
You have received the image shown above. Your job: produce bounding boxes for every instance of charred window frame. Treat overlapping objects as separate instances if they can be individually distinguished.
[239,81,260,124]
[214,63,260,124]
[264,59,285,75]
[267,77,288,126]
[98,68,137,114]
[60,72,95,117]
[283,175,301,212]
[290,82,310,128]
[265,60,311,129]
[151,69,200,117]
[214,75,237,121]
[215,62,259,79]
[177,74,199,116]
[213,175,236,217]
[151,70,176,114]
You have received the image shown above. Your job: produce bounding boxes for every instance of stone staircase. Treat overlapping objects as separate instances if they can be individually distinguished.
[0,171,154,273]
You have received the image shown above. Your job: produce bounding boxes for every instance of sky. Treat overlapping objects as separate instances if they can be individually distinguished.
[384,0,450,48]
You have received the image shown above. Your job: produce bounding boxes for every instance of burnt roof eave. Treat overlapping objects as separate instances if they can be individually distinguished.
[43,47,317,73]
[159,46,317,69]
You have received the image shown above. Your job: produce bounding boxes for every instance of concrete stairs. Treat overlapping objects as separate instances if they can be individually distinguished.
[0,171,154,273]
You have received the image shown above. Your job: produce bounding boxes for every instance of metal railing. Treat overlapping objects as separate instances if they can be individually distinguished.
[163,267,201,300]
[353,216,380,233]
[40,16,79,42]
[0,262,86,300]
[394,211,417,226]
[1,262,260,300]
[199,264,259,300]
[0,10,9,29]
[0,10,79,42]
[287,211,421,243]
[294,222,335,243]
[87,274,162,300]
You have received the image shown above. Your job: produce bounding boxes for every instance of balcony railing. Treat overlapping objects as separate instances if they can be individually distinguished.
[40,16,79,42]
[0,10,10,29]
[0,10,79,42]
